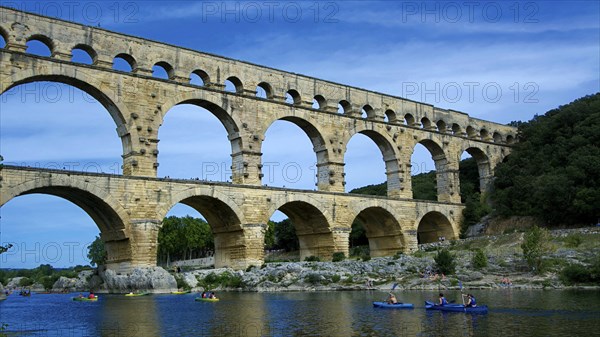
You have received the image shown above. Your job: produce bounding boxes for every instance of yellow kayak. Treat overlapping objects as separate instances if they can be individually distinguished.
[171,290,191,295]
[125,292,149,297]
[195,297,219,302]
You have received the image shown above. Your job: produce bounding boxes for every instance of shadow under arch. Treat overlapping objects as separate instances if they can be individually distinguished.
[160,192,245,268]
[416,211,456,244]
[267,199,334,260]
[345,129,400,197]
[353,206,405,257]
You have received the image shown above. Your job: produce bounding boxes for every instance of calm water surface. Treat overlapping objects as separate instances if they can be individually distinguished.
[1,290,598,336]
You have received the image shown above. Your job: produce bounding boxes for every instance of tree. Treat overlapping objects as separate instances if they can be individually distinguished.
[87,236,107,267]
[434,249,456,275]
[264,221,275,249]
[273,219,299,252]
[521,225,553,274]
[0,244,12,255]
[493,94,600,226]
[157,216,214,264]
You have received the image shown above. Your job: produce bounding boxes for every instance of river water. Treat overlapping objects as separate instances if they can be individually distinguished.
[1,290,598,336]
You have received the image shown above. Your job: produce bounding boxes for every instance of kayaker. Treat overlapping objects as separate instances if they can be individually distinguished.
[386,293,398,304]
[465,294,477,307]
[88,292,95,299]
[437,293,448,306]
[201,291,206,298]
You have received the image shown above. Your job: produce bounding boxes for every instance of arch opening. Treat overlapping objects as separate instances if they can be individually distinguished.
[451,123,463,135]
[112,53,136,72]
[161,196,242,268]
[256,82,273,99]
[190,69,210,86]
[158,101,239,181]
[417,211,455,244]
[411,140,449,201]
[1,189,126,268]
[352,207,405,258]
[261,117,325,190]
[404,113,415,126]
[26,35,53,57]
[362,105,374,119]
[0,28,7,48]
[224,76,243,93]
[493,132,502,143]
[466,126,477,138]
[480,129,490,141]
[152,61,174,80]
[313,95,326,110]
[71,44,97,65]
[421,117,432,129]
[345,131,398,197]
[385,109,397,123]
[436,120,447,133]
[1,78,125,173]
[285,89,301,105]
[267,201,333,261]
[338,100,351,114]
[506,135,515,145]
[460,147,492,199]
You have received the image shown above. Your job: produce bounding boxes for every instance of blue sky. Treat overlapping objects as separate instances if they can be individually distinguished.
[0,1,598,268]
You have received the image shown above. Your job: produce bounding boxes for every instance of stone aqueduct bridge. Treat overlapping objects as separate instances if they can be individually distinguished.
[0,8,516,273]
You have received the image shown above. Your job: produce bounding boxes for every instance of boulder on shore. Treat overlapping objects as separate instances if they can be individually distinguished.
[100,266,177,293]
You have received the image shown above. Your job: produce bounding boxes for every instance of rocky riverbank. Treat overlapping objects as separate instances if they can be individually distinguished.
[3,227,598,293]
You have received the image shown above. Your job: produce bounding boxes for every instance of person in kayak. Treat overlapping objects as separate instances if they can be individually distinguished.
[438,293,448,306]
[465,294,477,307]
[88,292,95,299]
[386,293,398,304]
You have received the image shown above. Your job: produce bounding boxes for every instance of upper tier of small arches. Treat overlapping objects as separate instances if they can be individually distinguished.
[0,11,516,145]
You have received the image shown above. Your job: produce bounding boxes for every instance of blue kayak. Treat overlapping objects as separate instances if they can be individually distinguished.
[373,301,414,309]
[425,301,488,313]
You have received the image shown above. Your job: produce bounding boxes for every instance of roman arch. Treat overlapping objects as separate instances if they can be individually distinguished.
[0,7,516,271]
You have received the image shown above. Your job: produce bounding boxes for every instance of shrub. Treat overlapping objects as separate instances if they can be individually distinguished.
[472,248,488,269]
[361,254,371,262]
[413,250,426,258]
[521,225,554,274]
[304,256,320,262]
[560,264,591,285]
[434,249,456,275]
[393,251,404,259]
[305,273,322,285]
[564,234,583,248]
[19,277,34,287]
[349,246,369,258]
[332,252,345,262]
[331,274,341,283]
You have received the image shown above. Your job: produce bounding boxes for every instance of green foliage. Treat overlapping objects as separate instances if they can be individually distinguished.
[304,273,322,285]
[393,251,403,259]
[349,183,386,196]
[264,221,275,249]
[40,275,59,291]
[434,249,456,275]
[521,225,553,273]
[411,171,437,201]
[349,246,369,259]
[174,275,189,290]
[493,94,600,226]
[331,274,341,283]
[87,236,107,267]
[0,244,13,255]
[460,194,491,238]
[349,220,368,247]
[564,233,583,248]
[332,252,345,262]
[412,250,426,258]
[197,272,244,289]
[275,219,299,252]
[19,277,34,287]
[559,262,600,285]
[304,256,320,262]
[361,254,371,262]
[158,216,214,263]
[472,248,488,269]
